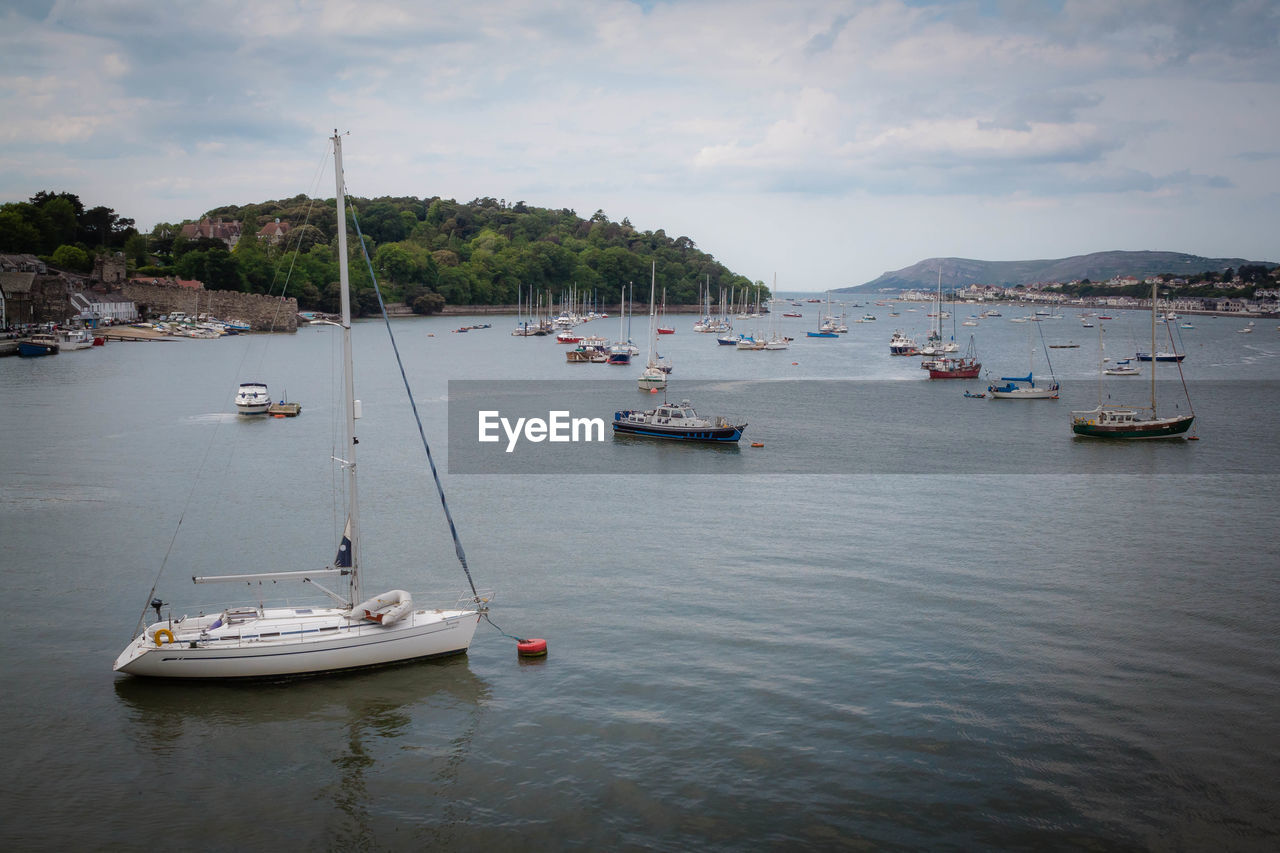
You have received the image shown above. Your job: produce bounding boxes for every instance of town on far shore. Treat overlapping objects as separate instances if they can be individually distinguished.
[889,273,1279,317]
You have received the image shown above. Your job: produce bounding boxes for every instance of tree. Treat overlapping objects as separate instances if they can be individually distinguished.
[413,291,445,315]
[204,248,245,291]
[38,196,79,249]
[51,244,92,272]
[80,205,119,247]
[124,233,149,268]
[287,224,327,254]
[0,205,42,252]
[358,200,408,244]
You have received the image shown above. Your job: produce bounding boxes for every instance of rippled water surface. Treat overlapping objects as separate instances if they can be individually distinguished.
[2,305,1278,850]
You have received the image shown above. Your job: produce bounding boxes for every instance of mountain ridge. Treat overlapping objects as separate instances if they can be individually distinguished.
[837,251,1276,293]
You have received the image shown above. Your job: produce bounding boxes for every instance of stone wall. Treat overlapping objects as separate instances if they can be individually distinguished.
[122,283,298,332]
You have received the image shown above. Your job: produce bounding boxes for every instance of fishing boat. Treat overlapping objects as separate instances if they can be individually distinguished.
[927,336,981,379]
[57,328,96,351]
[234,382,271,414]
[16,333,60,357]
[1071,284,1194,440]
[612,399,746,443]
[113,132,485,678]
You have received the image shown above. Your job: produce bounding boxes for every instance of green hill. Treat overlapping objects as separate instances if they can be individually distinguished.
[841,251,1276,293]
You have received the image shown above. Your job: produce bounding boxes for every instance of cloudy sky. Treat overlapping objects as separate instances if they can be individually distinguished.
[2,0,1277,286]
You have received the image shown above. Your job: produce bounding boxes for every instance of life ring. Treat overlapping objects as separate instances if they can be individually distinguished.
[154,628,175,647]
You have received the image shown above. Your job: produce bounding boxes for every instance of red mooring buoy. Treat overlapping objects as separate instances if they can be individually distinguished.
[517,638,548,657]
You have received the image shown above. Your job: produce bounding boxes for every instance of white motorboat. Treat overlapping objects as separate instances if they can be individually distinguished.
[234,382,271,414]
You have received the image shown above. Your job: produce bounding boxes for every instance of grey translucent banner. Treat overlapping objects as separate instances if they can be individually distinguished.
[446,379,1275,475]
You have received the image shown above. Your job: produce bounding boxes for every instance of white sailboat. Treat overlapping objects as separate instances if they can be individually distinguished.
[638,262,668,391]
[114,133,485,678]
[763,275,789,349]
[987,321,1060,399]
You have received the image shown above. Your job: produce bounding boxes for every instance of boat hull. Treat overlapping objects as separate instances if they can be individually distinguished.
[1071,414,1194,439]
[114,608,479,678]
[988,386,1059,399]
[611,420,744,443]
[17,340,59,357]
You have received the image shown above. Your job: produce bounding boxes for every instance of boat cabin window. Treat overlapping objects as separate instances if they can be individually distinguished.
[658,409,671,417]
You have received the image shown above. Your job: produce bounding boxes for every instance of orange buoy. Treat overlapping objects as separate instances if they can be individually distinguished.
[273,414,285,418]
[750,442,763,447]
[791,362,798,365]
[517,638,547,657]
[649,388,659,393]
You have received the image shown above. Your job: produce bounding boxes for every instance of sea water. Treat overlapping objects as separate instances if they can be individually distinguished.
[1,305,1277,849]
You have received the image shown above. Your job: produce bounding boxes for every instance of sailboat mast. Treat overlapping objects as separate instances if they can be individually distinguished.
[1150,282,1157,413]
[332,132,361,605]
[648,262,656,363]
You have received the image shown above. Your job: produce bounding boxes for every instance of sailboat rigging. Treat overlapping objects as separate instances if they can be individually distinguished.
[638,262,668,391]
[1070,283,1195,439]
[114,132,487,678]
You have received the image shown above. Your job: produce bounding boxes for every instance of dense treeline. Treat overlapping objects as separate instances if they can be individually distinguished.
[2,191,764,315]
[0,191,142,272]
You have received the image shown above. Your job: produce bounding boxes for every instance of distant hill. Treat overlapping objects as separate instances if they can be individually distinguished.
[839,251,1276,293]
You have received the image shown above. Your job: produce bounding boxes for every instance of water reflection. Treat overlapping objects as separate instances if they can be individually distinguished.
[114,657,489,845]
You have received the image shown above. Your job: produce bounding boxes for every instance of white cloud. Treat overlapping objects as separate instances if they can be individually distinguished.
[1,0,1277,285]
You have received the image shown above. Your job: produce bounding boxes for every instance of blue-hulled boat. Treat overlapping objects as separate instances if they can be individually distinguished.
[17,333,60,357]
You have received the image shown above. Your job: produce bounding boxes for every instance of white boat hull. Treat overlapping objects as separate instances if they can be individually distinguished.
[114,607,479,678]
[989,388,1059,399]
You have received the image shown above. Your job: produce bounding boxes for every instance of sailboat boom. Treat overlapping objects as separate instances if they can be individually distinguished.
[193,569,348,584]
